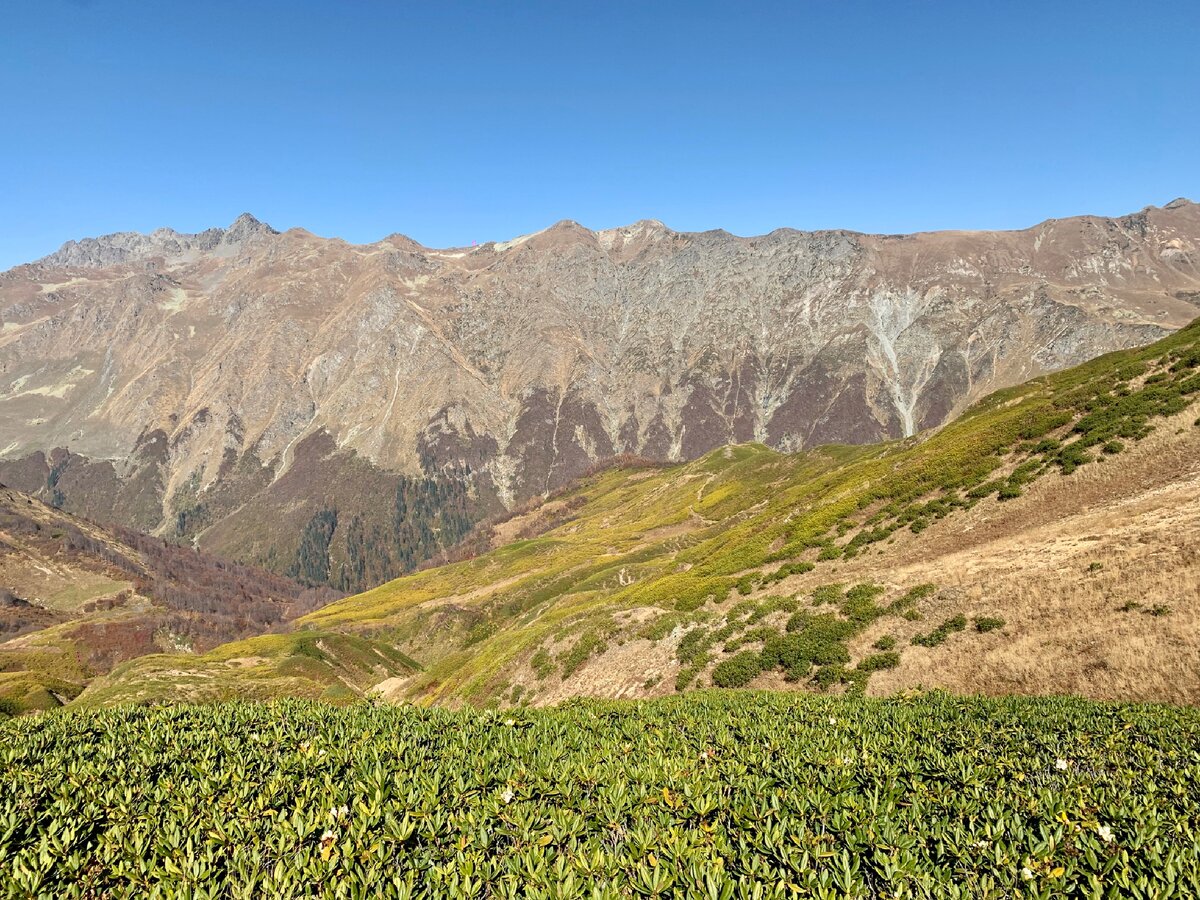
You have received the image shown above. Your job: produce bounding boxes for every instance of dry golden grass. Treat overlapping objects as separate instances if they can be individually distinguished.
[815,406,1200,703]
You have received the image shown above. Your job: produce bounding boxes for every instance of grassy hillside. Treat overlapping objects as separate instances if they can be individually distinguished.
[0,486,340,713]
[72,631,419,709]
[4,693,1199,896]
[80,319,1200,709]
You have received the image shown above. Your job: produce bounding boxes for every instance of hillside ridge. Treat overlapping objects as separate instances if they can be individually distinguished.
[3,199,1198,593]
[77,319,1200,709]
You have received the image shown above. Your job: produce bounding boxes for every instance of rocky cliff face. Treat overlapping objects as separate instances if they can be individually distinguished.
[2,200,1198,585]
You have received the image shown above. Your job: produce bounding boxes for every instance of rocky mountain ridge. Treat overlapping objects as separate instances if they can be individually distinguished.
[1,200,1198,585]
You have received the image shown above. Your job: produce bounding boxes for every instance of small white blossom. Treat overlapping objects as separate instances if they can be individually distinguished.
[1097,824,1115,842]
[1021,867,1035,880]
[1055,758,1068,770]
[501,788,515,803]
[828,716,837,725]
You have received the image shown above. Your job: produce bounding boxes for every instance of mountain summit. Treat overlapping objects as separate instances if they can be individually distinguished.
[2,200,1199,588]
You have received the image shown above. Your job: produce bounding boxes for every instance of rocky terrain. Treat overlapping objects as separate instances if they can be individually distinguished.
[2,200,1198,587]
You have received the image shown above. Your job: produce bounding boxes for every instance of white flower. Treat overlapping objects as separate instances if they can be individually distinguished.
[1097,824,1115,842]
[320,829,336,845]
[1055,758,1068,770]
[330,804,349,822]
[501,788,515,803]
[828,716,837,725]
[1021,867,1035,880]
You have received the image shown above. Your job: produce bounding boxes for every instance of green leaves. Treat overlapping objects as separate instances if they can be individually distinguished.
[2,693,1198,897]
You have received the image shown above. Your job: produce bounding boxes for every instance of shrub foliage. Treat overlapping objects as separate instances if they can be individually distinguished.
[2,694,1198,896]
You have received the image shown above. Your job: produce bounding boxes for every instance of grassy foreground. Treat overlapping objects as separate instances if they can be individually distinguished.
[3,693,1198,898]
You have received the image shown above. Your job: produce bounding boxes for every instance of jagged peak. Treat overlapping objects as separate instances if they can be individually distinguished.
[227,212,277,235]
[1164,197,1195,210]
[35,214,278,268]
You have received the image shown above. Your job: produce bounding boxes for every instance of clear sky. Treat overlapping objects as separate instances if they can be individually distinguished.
[2,0,1197,269]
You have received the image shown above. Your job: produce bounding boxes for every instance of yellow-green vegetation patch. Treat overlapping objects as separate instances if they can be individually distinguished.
[71,632,417,709]
[0,671,82,715]
[2,693,1198,895]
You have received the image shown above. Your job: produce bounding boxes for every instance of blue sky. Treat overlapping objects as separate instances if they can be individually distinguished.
[2,1,1197,268]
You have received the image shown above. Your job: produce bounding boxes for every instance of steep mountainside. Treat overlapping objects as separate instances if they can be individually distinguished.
[80,319,1200,709]
[2,201,1199,589]
[0,486,348,712]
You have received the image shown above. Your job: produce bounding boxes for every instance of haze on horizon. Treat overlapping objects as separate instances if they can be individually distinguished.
[1,0,1197,270]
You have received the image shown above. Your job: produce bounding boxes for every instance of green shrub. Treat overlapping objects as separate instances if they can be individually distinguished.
[1102,439,1125,455]
[873,635,897,651]
[912,614,968,648]
[530,648,555,679]
[558,631,607,679]
[1057,443,1092,475]
[888,583,936,614]
[764,617,853,678]
[2,692,1197,894]
[675,665,701,692]
[744,595,798,624]
[675,627,715,666]
[856,651,901,672]
[811,583,845,606]
[997,482,1022,501]
[812,665,847,689]
[973,616,1006,633]
[761,560,816,586]
[711,651,763,688]
[840,583,886,624]
[723,625,776,652]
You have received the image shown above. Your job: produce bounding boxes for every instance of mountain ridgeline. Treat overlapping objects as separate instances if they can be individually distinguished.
[71,317,1200,710]
[1,200,1198,589]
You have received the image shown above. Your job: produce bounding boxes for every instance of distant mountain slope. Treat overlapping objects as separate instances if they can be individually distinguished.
[83,318,1200,709]
[0,486,339,712]
[2,201,1198,590]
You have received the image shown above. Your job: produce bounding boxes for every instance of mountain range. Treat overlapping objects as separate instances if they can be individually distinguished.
[35,316,1200,710]
[2,199,1198,592]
